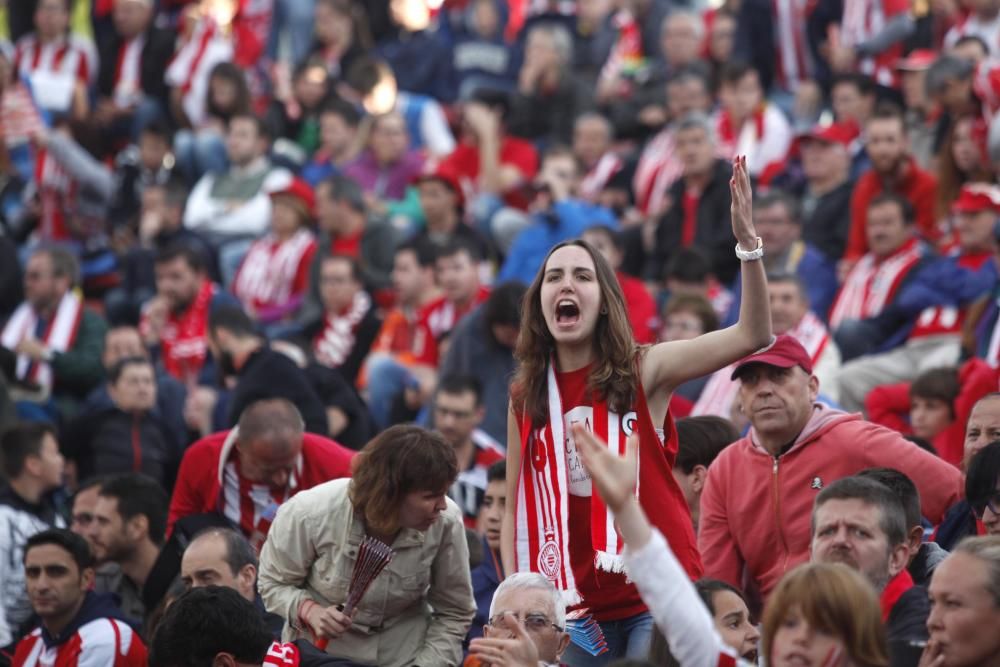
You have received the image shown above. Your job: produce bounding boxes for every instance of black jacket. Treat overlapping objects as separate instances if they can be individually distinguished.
[887,585,930,667]
[803,181,854,263]
[228,348,330,436]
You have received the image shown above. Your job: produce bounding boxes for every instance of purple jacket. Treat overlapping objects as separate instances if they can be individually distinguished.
[343,149,425,201]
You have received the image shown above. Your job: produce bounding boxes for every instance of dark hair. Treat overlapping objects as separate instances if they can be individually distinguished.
[34,246,80,287]
[831,72,877,97]
[207,305,258,339]
[866,103,907,133]
[465,87,512,118]
[583,224,624,251]
[719,62,758,86]
[149,586,273,667]
[141,119,174,144]
[967,441,1000,516]
[1,422,57,478]
[904,435,938,456]
[436,373,483,405]
[667,64,711,90]
[236,398,305,445]
[767,272,809,303]
[395,237,437,268]
[108,356,154,384]
[953,35,990,55]
[867,192,915,225]
[754,189,801,223]
[343,57,390,96]
[484,281,527,329]
[155,243,205,273]
[160,178,190,209]
[24,528,94,571]
[320,96,362,128]
[695,578,750,616]
[855,468,922,532]
[228,111,269,141]
[665,247,713,283]
[662,294,719,335]
[487,460,506,484]
[910,367,960,418]
[350,425,459,534]
[321,173,366,213]
[75,474,110,497]
[321,253,362,283]
[189,527,258,574]
[99,474,169,545]
[207,61,251,118]
[437,237,482,264]
[675,416,739,474]
[813,476,907,548]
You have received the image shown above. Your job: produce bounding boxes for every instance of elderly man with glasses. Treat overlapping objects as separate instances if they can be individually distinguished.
[469,572,571,667]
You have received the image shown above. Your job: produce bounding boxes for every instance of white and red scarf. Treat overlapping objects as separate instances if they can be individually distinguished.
[633,128,680,216]
[233,230,315,313]
[313,290,371,368]
[772,0,813,89]
[113,35,146,107]
[829,239,924,328]
[838,0,903,86]
[579,152,623,203]
[515,363,637,604]
[34,146,77,241]
[693,310,830,418]
[143,279,215,382]
[165,17,234,128]
[1,291,83,390]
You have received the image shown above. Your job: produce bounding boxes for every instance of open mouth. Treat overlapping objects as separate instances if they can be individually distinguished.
[555,300,581,326]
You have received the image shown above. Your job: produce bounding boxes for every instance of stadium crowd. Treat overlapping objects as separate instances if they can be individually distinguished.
[3,0,1000,665]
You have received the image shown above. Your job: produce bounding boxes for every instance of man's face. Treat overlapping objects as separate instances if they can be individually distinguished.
[667,79,711,118]
[30,434,65,491]
[676,126,714,177]
[226,117,263,166]
[901,70,928,109]
[392,250,427,305]
[486,589,570,664]
[736,365,818,442]
[661,15,700,67]
[35,0,70,40]
[89,496,134,564]
[320,113,354,156]
[71,486,100,550]
[109,363,157,413]
[811,498,902,592]
[538,155,579,199]
[865,118,908,174]
[180,534,256,602]
[573,118,610,167]
[433,389,482,448]
[437,251,478,304]
[24,544,90,622]
[103,327,147,370]
[965,397,1000,466]
[524,30,561,73]
[319,258,359,314]
[754,203,799,257]
[112,0,151,38]
[865,201,911,258]
[370,114,408,165]
[139,132,169,172]
[721,72,762,121]
[237,436,302,489]
[418,180,457,223]
[955,210,998,254]
[478,480,506,551]
[801,140,848,184]
[831,83,871,124]
[154,256,202,312]
[769,282,808,336]
[24,253,65,312]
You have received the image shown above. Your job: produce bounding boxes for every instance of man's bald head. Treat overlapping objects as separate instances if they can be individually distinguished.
[181,528,258,602]
[235,399,305,487]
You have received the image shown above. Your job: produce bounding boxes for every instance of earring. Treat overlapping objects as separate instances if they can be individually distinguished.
[600,306,608,315]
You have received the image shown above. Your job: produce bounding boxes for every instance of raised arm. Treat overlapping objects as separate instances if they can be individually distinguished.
[501,405,522,578]
[641,156,772,395]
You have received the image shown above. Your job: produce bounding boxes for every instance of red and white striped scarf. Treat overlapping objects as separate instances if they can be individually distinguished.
[839,0,897,86]
[113,36,146,107]
[579,152,623,203]
[233,230,315,312]
[313,290,371,368]
[515,363,637,604]
[716,107,767,163]
[1,291,83,391]
[772,0,812,89]
[34,147,77,241]
[633,128,681,216]
[828,239,924,328]
[165,18,234,128]
[693,310,830,417]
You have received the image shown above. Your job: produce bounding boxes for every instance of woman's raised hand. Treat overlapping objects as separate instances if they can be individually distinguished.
[730,156,757,250]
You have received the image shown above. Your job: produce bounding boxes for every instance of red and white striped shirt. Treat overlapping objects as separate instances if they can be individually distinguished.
[839,0,909,87]
[944,12,1000,54]
[13,618,146,667]
[13,33,96,89]
[772,0,814,89]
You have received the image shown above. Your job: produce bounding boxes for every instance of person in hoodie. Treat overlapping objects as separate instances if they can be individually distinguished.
[12,529,147,666]
[376,0,455,104]
[698,335,964,602]
[450,0,517,100]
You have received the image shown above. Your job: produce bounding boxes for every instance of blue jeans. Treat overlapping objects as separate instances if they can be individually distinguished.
[268,0,316,64]
[174,129,228,183]
[562,612,654,666]
[365,354,412,431]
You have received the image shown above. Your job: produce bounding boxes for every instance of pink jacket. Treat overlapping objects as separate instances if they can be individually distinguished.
[698,404,964,599]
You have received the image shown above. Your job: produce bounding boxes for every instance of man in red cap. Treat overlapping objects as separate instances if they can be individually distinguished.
[698,335,963,601]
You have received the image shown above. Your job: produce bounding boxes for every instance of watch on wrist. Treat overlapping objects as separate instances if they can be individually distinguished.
[735,237,764,262]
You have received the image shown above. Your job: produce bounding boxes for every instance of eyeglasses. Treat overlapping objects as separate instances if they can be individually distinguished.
[488,612,563,633]
[974,492,1000,518]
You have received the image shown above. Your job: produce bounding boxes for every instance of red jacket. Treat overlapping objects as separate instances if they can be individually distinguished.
[699,404,963,599]
[618,272,657,344]
[167,429,356,537]
[845,159,939,260]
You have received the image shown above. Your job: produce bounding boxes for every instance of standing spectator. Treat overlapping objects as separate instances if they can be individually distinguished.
[376,0,454,103]
[167,398,356,550]
[88,475,166,618]
[714,63,792,180]
[343,111,426,208]
[797,122,856,263]
[582,225,657,344]
[698,335,964,600]
[108,121,182,231]
[0,423,66,649]
[13,529,147,666]
[944,0,1000,50]
[827,0,914,88]
[265,62,331,167]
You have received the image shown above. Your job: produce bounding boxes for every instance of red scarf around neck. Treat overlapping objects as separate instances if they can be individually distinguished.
[157,279,215,382]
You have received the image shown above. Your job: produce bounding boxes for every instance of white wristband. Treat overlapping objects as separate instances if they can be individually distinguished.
[735,237,764,262]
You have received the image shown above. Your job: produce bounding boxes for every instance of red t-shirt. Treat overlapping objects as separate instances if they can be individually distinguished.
[438,138,539,210]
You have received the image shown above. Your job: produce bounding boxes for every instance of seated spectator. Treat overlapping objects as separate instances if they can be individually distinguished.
[830,74,876,148]
[167,398,355,551]
[182,113,292,284]
[583,225,657,344]
[13,529,147,666]
[865,360,998,467]
[450,0,517,99]
[66,357,184,491]
[467,461,506,646]
[714,63,792,180]
[797,122,856,263]
[663,248,734,322]
[967,442,1000,537]
[69,475,107,553]
[672,416,740,533]
[936,115,993,227]
[139,244,238,385]
[265,61,331,168]
[301,98,363,187]
[693,579,760,662]
[108,120,182,231]
[506,23,593,146]
[343,111,425,208]
[434,374,504,527]
[304,255,382,385]
[0,423,66,649]
[658,293,721,407]
[573,113,626,205]
[308,0,369,78]
[411,168,491,259]
[698,335,963,600]
[376,0,454,103]
[468,572,571,666]
[810,476,929,647]
[723,191,837,327]
[88,474,168,625]
[497,145,616,281]
[439,282,525,443]
[257,425,476,666]
[0,246,106,419]
[232,179,319,328]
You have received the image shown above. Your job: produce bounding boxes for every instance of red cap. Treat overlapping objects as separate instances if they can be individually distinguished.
[269,177,316,219]
[895,50,937,71]
[414,167,465,208]
[796,121,857,148]
[730,335,813,380]
[952,183,1000,214]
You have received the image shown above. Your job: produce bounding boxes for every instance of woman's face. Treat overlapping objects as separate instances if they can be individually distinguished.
[315,2,353,49]
[398,490,449,532]
[910,397,953,441]
[209,76,238,111]
[713,590,761,662]
[952,118,982,174]
[770,607,848,667]
[927,553,1000,667]
[539,245,604,348]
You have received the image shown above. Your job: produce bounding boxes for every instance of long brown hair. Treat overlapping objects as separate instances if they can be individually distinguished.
[510,239,641,428]
[762,563,888,667]
[936,115,993,221]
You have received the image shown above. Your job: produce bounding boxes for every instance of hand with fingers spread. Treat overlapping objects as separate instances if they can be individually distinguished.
[729,155,758,251]
[572,423,637,513]
[469,613,541,667]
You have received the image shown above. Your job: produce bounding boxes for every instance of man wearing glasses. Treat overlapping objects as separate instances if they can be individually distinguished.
[469,572,571,667]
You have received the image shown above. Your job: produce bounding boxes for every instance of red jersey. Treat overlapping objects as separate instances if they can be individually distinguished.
[14,618,146,667]
[413,286,491,367]
[909,251,993,340]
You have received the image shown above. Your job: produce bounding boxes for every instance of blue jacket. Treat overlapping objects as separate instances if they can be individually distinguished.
[376,29,455,103]
[467,536,502,648]
[497,200,617,285]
